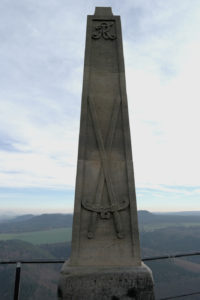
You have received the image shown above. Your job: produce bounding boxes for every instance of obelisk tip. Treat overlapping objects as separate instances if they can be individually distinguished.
[94,7,113,16]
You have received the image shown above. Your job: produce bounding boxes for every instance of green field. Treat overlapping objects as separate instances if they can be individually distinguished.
[0,227,72,245]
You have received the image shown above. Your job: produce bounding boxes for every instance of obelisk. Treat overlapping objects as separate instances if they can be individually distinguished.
[58,7,155,299]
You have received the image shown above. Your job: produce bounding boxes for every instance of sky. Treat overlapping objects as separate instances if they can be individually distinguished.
[0,0,200,214]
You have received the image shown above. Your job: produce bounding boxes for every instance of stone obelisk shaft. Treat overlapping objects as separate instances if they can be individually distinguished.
[58,7,155,300]
[70,6,141,267]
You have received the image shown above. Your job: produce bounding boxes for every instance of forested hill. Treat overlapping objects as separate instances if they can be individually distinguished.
[0,214,73,233]
[0,212,200,300]
[0,211,200,233]
[138,210,200,225]
[0,240,69,300]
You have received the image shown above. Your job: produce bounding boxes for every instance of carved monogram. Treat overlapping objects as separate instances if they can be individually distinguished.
[82,97,129,240]
[92,22,116,40]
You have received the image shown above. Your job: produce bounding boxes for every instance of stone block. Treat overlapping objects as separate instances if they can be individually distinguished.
[58,263,154,300]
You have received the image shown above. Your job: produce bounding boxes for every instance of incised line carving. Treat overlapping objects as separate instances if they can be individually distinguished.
[82,97,129,239]
[92,22,116,40]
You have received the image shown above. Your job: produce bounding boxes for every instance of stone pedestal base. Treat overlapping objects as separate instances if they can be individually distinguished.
[58,262,155,300]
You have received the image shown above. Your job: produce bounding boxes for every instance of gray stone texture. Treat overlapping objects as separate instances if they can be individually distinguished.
[70,5,140,268]
[58,264,154,300]
[58,6,155,299]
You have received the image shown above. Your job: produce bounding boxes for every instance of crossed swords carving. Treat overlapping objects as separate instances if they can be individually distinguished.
[82,97,129,239]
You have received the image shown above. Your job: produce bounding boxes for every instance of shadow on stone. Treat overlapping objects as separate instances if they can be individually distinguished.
[127,287,137,297]
[57,286,62,299]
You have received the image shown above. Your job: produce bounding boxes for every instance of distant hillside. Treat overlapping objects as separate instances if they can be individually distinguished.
[140,226,200,299]
[0,240,67,300]
[0,214,34,224]
[0,211,200,234]
[156,211,200,216]
[8,214,35,222]
[40,242,71,259]
[0,230,200,300]
[0,215,17,223]
[0,214,73,233]
[138,210,200,223]
[0,239,53,260]
[140,226,200,255]
[138,210,200,231]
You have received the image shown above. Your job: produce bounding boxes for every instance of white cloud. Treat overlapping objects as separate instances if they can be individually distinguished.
[0,0,200,211]
[124,0,200,192]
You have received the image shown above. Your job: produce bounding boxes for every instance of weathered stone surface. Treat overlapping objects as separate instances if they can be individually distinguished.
[58,6,155,299]
[70,5,141,268]
[58,263,154,300]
